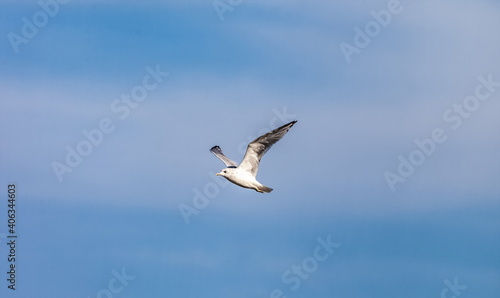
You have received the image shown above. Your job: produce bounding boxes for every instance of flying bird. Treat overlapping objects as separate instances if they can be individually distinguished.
[210,120,297,193]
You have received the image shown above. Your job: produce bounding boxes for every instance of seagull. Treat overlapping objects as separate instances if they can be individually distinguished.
[210,120,297,193]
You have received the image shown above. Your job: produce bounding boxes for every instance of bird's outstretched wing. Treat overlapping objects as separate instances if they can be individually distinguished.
[239,120,297,177]
[210,146,238,168]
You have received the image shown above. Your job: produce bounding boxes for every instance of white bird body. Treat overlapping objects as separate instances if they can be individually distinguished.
[211,120,297,193]
[216,167,271,193]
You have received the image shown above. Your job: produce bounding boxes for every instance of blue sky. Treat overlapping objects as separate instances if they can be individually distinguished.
[0,0,499,297]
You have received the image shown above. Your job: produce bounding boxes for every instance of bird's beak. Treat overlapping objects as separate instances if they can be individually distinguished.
[215,173,221,176]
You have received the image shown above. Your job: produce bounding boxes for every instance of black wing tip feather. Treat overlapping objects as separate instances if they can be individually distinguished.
[210,145,221,152]
[277,120,297,133]
[284,120,297,128]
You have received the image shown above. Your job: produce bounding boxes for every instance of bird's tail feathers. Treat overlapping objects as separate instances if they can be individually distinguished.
[258,186,273,193]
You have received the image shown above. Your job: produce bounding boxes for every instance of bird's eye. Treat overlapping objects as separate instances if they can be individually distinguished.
[223,170,227,173]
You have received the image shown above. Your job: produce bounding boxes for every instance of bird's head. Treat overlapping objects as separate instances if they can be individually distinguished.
[216,168,234,178]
